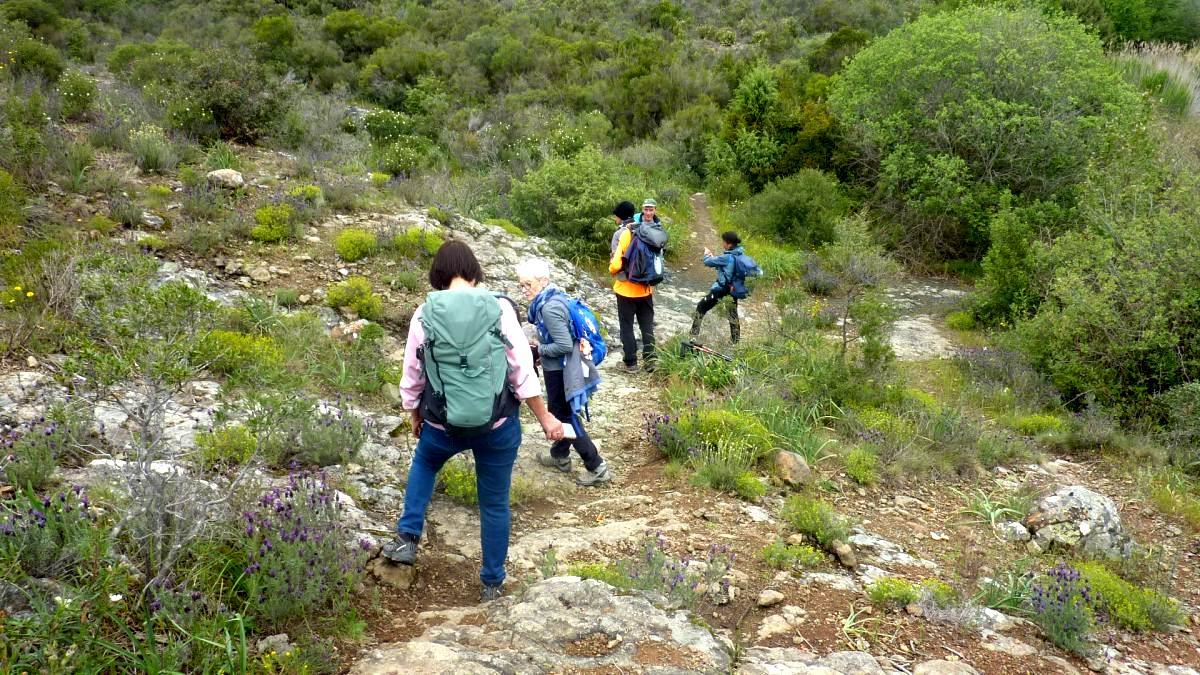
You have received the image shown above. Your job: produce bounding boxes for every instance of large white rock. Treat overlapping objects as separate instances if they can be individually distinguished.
[1024,486,1133,559]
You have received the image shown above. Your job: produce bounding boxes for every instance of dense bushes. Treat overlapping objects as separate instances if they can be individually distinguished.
[829,5,1144,261]
[736,170,848,248]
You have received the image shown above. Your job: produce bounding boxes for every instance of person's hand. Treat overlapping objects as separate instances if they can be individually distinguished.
[579,339,592,358]
[410,409,423,439]
[703,247,713,257]
[539,413,565,441]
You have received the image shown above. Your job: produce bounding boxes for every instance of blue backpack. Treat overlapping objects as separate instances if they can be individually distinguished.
[729,253,763,299]
[623,220,668,286]
[534,290,608,367]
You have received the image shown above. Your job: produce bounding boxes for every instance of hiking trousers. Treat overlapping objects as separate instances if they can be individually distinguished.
[544,369,603,471]
[692,287,740,344]
[615,293,655,366]
[396,415,520,586]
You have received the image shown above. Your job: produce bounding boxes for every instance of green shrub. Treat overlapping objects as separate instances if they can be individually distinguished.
[736,170,848,248]
[679,409,775,460]
[362,109,413,144]
[128,124,178,174]
[868,577,919,609]
[13,37,63,81]
[0,170,25,247]
[427,206,453,226]
[145,184,172,203]
[369,172,391,187]
[0,488,100,581]
[137,234,169,252]
[919,579,959,608]
[1158,382,1200,468]
[485,218,526,238]
[203,141,241,171]
[334,228,378,262]
[371,136,434,176]
[246,395,367,468]
[781,495,851,548]
[274,288,300,307]
[387,270,421,293]
[251,203,296,243]
[759,539,824,570]
[438,457,479,505]
[1075,562,1185,632]
[193,330,284,375]
[326,276,382,320]
[828,4,1143,260]
[109,198,142,227]
[1004,413,1066,436]
[568,562,631,589]
[84,214,117,235]
[57,70,96,121]
[195,424,256,470]
[845,447,878,485]
[287,184,324,204]
[945,311,976,331]
[393,227,443,258]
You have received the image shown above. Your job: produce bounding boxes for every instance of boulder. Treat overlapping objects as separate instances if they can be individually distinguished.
[775,451,813,487]
[739,648,889,675]
[349,577,731,674]
[1024,486,1133,559]
[206,169,244,189]
[913,661,980,675]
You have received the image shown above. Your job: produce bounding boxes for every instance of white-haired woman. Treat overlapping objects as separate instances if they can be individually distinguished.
[516,259,612,486]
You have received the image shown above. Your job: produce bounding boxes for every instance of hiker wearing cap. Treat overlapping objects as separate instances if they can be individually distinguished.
[690,231,760,345]
[382,241,565,604]
[517,259,612,486]
[609,198,663,372]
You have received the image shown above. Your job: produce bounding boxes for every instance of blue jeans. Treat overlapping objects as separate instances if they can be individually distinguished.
[395,416,521,586]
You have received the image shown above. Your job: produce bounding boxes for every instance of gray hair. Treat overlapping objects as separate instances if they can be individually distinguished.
[516,258,551,282]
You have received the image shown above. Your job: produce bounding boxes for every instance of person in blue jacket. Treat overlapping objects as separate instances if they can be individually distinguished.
[690,231,744,344]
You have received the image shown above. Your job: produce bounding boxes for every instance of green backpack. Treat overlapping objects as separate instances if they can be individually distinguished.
[418,288,519,436]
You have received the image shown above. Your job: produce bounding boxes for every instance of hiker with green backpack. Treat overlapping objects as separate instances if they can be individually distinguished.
[382,241,564,603]
[689,231,762,345]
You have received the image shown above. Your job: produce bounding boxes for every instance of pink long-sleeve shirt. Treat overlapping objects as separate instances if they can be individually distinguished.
[399,295,541,428]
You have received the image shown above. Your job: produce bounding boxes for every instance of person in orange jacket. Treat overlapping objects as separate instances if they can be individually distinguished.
[609,199,657,372]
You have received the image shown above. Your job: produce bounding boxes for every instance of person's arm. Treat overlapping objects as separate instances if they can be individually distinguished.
[703,251,731,268]
[609,229,631,275]
[399,306,427,436]
[499,301,564,440]
[538,299,574,360]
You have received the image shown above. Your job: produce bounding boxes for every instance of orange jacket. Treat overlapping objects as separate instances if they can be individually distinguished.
[609,228,652,298]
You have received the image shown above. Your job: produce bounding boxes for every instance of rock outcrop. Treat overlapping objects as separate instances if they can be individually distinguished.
[1024,485,1133,559]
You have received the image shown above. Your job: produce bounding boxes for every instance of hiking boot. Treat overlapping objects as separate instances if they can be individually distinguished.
[690,311,703,338]
[578,461,613,487]
[619,361,639,373]
[381,533,418,565]
[536,451,572,473]
[642,360,657,374]
[480,583,504,603]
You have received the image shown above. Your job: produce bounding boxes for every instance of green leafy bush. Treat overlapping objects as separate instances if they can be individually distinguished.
[781,495,851,548]
[57,70,96,121]
[195,424,256,469]
[1075,562,1185,632]
[736,170,848,248]
[0,487,100,580]
[759,538,824,570]
[387,270,421,293]
[274,288,300,307]
[568,562,631,589]
[868,577,919,609]
[193,330,284,375]
[845,446,878,485]
[828,4,1143,260]
[0,169,25,247]
[1158,382,1200,468]
[393,227,443,258]
[1004,413,1066,436]
[250,203,296,243]
[945,311,976,331]
[12,37,64,81]
[128,124,178,174]
[286,184,324,204]
[371,135,434,176]
[485,218,526,238]
[334,228,378,262]
[326,276,382,320]
[246,395,368,468]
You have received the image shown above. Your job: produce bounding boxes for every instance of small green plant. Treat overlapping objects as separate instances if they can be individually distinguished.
[286,184,324,204]
[84,214,118,235]
[568,562,631,589]
[845,447,878,485]
[146,183,173,203]
[251,203,296,242]
[137,234,170,252]
[57,70,97,121]
[109,198,143,227]
[274,288,301,307]
[334,228,378,262]
[1075,562,1185,632]
[867,576,919,609]
[0,487,101,580]
[393,227,444,258]
[484,218,526,238]
[974,567,1035,614]
[954,488,1028,531]
[387,270,422,293]
[204,141,242,170]
[129,124,178,174]
[325,276,382,320]
[245,395,369,468]
[195,424,256,469]
[439,457,478,505]
[428,206,452,226]
[1004,413,1066,436]
[193,330,284,375]
[945,310,976,331]
[919,579,958,608]
[759,538,824,570]
[369,172,391,188]
[781,495,851,548]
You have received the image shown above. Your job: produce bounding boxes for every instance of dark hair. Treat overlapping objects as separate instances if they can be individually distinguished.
[612,201,636,220]
[428,240,484,290]
[721,231,741,246]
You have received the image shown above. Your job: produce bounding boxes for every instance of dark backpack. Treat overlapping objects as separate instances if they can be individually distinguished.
[623,220,668,286]
[729,253,763,299]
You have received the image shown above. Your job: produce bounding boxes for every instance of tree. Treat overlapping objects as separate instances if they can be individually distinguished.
[828,5,1144,260]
